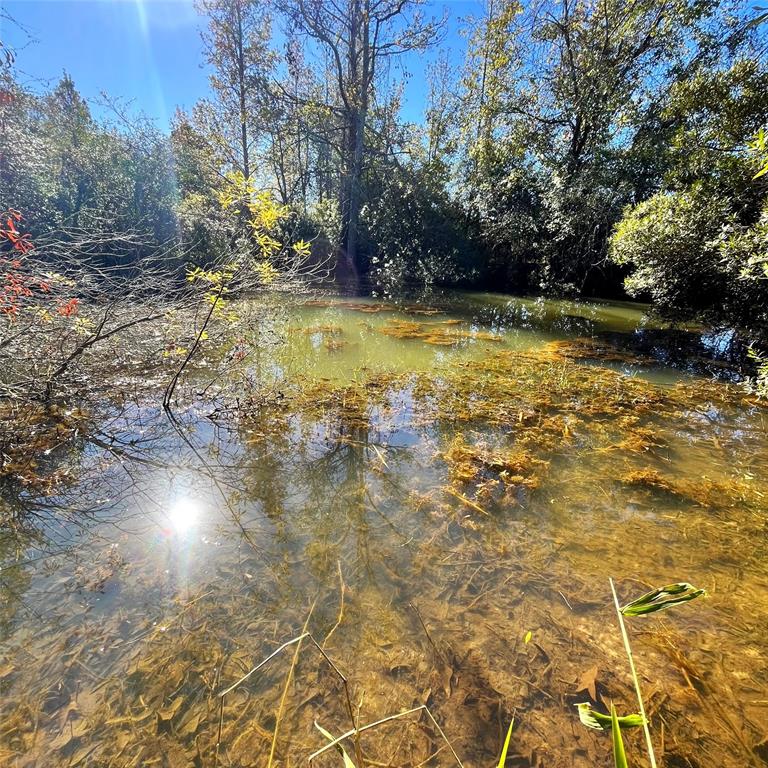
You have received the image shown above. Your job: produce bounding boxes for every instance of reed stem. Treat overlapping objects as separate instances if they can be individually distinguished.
[610,577,657,768]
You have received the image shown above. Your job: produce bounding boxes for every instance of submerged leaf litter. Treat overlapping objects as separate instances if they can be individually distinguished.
[1,292,767,768]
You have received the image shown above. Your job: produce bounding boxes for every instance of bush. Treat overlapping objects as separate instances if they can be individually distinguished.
[610,186,768,331]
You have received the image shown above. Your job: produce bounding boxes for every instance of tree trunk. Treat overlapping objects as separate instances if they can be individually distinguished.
[337,0,369,287]
[340,107,365,282]
[235,0,250,179]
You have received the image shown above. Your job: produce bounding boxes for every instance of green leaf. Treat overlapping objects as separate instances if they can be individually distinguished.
[620,582,705,616]
[575,703,645,731]
[314,721,357,768]
[497,718,514,768]
[611,703,629,768]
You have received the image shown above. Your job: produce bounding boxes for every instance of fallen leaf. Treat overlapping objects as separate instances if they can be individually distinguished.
[575,665,600,701]
[178,712,201,738]
[68,743,98,766]
[157,696,184,721]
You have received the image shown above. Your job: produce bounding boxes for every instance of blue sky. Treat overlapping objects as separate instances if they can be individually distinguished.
[2,0,480,131]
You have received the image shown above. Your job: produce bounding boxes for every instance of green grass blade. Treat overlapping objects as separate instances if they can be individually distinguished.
[620,582,705,616]
[497,718,514,768]
[610,704,629,768]
[610,578,656,768]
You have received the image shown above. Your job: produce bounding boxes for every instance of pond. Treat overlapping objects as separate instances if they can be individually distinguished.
[1,290,767,768]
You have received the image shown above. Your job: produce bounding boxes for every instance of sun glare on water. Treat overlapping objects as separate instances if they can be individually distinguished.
[168,497,201,534]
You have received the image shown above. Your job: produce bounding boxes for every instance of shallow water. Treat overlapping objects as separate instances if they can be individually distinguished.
[1,290,767,768]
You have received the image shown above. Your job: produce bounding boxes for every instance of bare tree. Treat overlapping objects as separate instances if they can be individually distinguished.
[197,0,275,180]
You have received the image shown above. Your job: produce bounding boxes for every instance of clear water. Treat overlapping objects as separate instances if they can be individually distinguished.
[1,290,766,768]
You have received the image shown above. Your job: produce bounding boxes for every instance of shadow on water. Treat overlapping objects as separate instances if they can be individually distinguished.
[1,290,767,768]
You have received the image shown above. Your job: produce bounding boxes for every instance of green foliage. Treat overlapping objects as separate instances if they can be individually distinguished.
[609,58,768,329]
[5,0,768,332]
[610,704,630,768]
[450,0,768,311]
[1,72,179,261]
[575,704,645,731]
[170,112,230,263]
[750,128,768,179]
[620,583,706,617]
[745,345,768,397]
[361,161,481,291]
[454,0,743,296]
[196,0,275,179]
[610,186,735,314]
[719,202,768,283]
[610,183,768,329]
[663,60,768,192]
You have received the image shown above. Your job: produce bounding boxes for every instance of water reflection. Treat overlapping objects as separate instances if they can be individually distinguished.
[272,291,756,385]
[167,496,201,535]
[0,290,766,767]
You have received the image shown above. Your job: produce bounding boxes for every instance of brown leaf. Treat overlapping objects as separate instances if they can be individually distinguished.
[157,696,184,721]
[575,665,600,701]
[50,716,89,751]
[177,712,201,738]
[68,743,98,766]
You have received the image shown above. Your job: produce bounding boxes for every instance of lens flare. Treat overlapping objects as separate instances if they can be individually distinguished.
[168,497,200,534]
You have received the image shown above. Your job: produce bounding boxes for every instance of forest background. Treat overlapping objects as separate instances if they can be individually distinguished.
[2,0,768,336]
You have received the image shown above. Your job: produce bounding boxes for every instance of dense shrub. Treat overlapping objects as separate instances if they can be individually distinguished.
[610,186,768,331]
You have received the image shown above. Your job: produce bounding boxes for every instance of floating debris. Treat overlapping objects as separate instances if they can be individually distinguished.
[543,337,654,365]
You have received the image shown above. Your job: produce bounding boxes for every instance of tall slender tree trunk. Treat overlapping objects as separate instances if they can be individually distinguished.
[338,0,369,287]
[477,0,494,144]
[343,107,365,278]
[235,0,250,179]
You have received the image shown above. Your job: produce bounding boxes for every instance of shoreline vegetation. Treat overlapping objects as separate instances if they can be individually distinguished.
[1,0,767,331]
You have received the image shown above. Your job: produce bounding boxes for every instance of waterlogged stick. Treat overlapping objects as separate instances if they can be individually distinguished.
[218,627,364,768]
[610,578,657,768]
[308,704,464,768]
[322,560,346,649]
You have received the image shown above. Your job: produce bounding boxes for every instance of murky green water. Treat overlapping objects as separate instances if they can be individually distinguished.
[1,291,767,768]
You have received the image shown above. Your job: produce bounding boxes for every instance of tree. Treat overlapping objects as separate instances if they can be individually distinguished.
[283,0,444,280]
[457,0,759,295]
[43,73,94,228]
[424,49,458,172]
[609,60,768,331]
[361,158,480,292]
[197,0,275,182]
